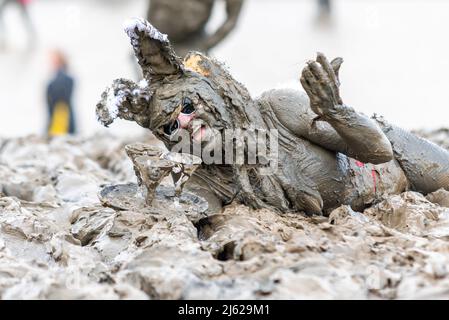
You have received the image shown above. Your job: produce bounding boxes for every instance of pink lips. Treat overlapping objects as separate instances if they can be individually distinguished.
[177,113,195,129]
[176,112,206,142]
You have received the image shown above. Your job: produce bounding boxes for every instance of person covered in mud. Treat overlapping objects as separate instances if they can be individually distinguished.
[147,0,244,57]
[96,19,449,215]
[46,50,77,136]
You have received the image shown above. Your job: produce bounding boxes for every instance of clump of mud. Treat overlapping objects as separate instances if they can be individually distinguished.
[1,132,449,299]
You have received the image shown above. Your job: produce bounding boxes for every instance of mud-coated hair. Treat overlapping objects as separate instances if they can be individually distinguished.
[182,51,267,131]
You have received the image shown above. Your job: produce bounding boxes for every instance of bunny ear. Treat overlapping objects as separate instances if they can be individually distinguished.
[124,18,184,79]
[96,78,153,128]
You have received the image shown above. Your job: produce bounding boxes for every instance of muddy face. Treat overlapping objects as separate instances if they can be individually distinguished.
[150,75,226,161]
[148,70,232,158]
[97,19,269,210]
[97,19,256,157]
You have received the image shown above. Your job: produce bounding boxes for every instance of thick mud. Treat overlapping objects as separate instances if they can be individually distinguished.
[1,132,449,299]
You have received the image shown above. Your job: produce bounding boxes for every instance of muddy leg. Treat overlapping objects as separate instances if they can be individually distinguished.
[375,117,449,194]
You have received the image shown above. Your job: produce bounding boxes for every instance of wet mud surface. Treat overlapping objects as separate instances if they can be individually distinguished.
[1,132,449,299]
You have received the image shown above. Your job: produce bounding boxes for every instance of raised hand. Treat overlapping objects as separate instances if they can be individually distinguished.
[300,52,344,121]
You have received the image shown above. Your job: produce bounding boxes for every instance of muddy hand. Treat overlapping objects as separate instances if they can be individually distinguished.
[300,53,344,121]
[96,78,152,128]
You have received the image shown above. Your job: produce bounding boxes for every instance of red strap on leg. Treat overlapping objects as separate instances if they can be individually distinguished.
[371,168,377,193]
[355,160,364,168]
[354,160,377,193]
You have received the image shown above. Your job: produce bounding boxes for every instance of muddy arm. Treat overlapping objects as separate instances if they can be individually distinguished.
[267,88,352,151]
[203,0,244,50]
[267,88,391,162]
[298,53,394,164]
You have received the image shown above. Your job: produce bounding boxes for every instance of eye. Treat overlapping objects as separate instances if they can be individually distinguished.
[181,97,195,115]
[163,119,179,136]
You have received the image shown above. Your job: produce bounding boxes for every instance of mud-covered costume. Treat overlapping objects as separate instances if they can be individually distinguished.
[147,0,244,57]
[97,19,449,215]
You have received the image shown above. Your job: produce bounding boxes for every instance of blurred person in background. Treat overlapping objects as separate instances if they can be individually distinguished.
[0,0,35,49]
[318,0,331,15]
[147,0,244,57]
[315,0,333,28]
[46,50,76,137]
[318,0,332,22]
